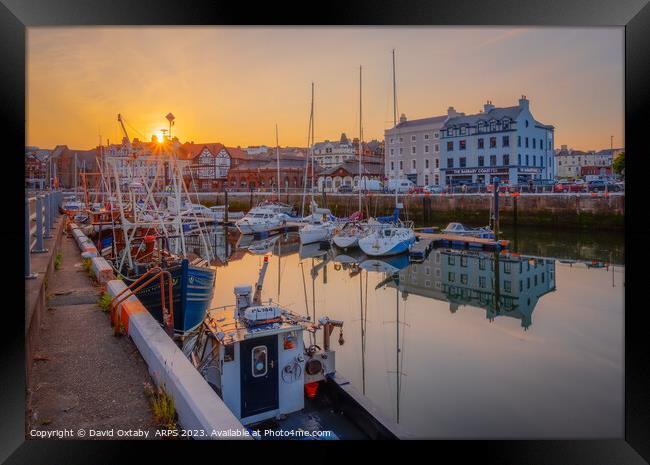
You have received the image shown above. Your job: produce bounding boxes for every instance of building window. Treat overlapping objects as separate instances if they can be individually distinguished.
[478,138,484,149]
[503,136,509,147]
[460,256,468,267]
[533,155,537,166]
[461,274,468,285]
[412,160,416,170]
[504,280,511,293]
[533,138,536,149]
[411,135,416,142]
[504,262,511,274]
[425,145,429,153]
[478,156,484,167]
[490,155,497,166]
[425,159,429,169]
[411,146,416,154]
[525,137,529,148]
[479,258,486,270]
[435,159,439,168]
[390,138,394,144]
[390,148,394,156]
[399,137,403,142]
[435,144,439,152]
[459,140,466,150]
[434,132,439,138]
[448,272,455,282]
[519,280,523,291]
[424,134,429,140]
[447,141,453,151]
[399,148,403,155]
[460,157,466,168]
[490,137,497,148]
[448,255,455,265]
[479,276,486,288]
[399,160,403,170]
[434,174,439,184]
[518,136,521,147]
[525,120,529,128]
[503,154,509,165]
[424,174,429,185]
[518,154,521,165]
[447,158,453,168]
[503,119,510,130]
[526,154,529,165]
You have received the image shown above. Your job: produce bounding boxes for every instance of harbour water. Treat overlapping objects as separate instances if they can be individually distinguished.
[198,226,624,439]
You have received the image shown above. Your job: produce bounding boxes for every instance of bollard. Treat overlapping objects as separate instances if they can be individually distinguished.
[50,190,58,220]
[43,193,53,239]
[32,195,48,253]
[25,198,37,279]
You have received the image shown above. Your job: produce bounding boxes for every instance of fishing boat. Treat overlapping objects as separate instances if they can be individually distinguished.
[441,222,495,239]
[182,257,403,438]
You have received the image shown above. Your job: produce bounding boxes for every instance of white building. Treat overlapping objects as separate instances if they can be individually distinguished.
[312,133,357,168]
[384,111,452,187]
[555,145,622,178]
[439,96,555,187]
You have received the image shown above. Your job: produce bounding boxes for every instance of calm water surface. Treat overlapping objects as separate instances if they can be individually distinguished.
[198,227,624,439]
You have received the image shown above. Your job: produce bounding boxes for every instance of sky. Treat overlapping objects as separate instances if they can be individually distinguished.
[27,27,624,151]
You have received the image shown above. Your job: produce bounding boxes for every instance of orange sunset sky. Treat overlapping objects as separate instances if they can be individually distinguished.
[27,26,624,151]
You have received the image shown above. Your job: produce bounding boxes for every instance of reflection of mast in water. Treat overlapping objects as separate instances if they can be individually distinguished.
[385,271,408,423]
[356,269,369,394]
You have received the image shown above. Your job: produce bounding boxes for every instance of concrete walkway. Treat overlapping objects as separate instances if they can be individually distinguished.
[27,233,159,438]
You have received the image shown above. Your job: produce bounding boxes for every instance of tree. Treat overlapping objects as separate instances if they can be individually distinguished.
[613,151,625,176]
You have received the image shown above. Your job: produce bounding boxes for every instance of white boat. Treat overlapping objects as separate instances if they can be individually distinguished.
[235,207,286,235]
[331,221,367,249]
[442,222,495,239]
[299,219,336,244]
[358,223,416,257]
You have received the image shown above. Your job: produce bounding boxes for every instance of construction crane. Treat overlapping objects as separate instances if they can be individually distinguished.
[116,113,135,156]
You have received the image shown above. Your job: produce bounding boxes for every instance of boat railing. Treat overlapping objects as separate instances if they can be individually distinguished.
[110,266,174,336]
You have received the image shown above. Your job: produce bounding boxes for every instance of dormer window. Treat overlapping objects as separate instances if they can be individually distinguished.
[502,119,510,130]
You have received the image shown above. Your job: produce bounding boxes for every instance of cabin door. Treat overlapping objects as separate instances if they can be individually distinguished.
[240,335,279,418]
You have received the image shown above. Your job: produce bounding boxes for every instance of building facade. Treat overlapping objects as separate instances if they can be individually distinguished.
[555,145,622,179]
[439,96,555,187]
[312,133,358,168]
[384,112,450,187]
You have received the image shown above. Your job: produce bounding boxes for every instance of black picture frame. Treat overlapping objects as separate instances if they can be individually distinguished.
[2,0,649,463]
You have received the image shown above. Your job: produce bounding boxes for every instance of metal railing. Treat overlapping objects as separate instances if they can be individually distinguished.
[25,190,63,279]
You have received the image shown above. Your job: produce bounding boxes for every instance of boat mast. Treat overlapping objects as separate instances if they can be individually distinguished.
[301,83,314,218]
[310,84,315,203]
[392,50,399,213]
[276,124,281,200]
[359,65,363,214]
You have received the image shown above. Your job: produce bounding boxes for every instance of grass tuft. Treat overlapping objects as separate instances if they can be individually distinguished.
[98,292,112,312]
[54,252,63,271]
[144,382,177,430]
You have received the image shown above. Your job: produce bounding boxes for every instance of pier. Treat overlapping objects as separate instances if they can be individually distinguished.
[410,232,509,262]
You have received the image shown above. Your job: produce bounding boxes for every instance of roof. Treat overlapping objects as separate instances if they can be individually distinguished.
[317,160,384,177]
[394,115,448,129]
[444,106,522,127]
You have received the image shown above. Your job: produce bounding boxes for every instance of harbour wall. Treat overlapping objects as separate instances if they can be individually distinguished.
[193,192,625,231]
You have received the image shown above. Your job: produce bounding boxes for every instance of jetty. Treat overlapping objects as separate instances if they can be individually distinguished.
[410,232,510,262]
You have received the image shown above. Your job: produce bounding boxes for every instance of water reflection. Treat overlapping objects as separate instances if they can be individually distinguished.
[197,226,623,438]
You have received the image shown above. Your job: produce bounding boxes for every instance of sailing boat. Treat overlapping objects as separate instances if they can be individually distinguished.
[332,66,369,250]
[358,51,415,257]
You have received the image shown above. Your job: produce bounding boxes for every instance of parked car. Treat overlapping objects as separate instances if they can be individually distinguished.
[408,186,425,194]
[554,181,586,193]
[338,185,353,193]
[424,185,445,194]
[354,179,383,192]
[588,180,622,192]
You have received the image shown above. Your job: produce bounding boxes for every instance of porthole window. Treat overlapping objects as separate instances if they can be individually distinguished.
[252,346,267,377]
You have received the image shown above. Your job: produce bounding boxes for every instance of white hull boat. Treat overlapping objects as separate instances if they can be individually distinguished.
[358,225,416,257]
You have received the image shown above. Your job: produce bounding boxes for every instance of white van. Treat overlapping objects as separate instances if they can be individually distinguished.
[386,179,415,193]
[354,179,383,192]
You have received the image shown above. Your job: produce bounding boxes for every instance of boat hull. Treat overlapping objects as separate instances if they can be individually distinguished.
[358,232,416,257]
[135,259,215,334]
[299,225,331,244]
[236,220,283,235]
[332,234,359,249]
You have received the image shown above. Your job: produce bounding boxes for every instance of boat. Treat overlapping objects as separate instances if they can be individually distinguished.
[358,223,416,257]
[441,222,495,239]
[359,254,411,274]
[331,220,367,249]
[134,258,216,334]
[235,206,287,235]
[182,256,403,438]
[59,195,86,217]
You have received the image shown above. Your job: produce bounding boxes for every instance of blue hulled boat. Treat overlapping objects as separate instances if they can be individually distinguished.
[135,259,216,334]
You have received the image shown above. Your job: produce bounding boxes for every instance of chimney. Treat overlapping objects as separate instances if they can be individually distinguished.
[483,100,495,113]
[518,95,529,110]
[399,113,407,124]
[447,106,459,118]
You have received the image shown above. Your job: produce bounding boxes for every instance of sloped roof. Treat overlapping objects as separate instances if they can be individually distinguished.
[395,115,448,129]
[444,106,522,127]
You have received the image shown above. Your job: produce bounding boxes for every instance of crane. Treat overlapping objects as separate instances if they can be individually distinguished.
[116,113,135,156]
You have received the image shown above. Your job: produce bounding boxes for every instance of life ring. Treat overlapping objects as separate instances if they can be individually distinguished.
[334,263,342,271]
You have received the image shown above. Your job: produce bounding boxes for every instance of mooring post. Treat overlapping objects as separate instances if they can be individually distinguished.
[493,177,500,240]
[513,194,518,227]
[25,198,37,279]
[43,193,53,239]
[33,195,48,253]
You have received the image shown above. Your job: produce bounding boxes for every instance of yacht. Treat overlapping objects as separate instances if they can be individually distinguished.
[235,206,287,235]
[358,222,416,257]
[441,222,495,239]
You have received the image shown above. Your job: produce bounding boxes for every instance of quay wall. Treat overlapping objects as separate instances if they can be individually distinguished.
[191,192,625,230]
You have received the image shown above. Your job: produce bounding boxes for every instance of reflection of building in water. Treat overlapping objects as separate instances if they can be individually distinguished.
[389,249,556,329]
